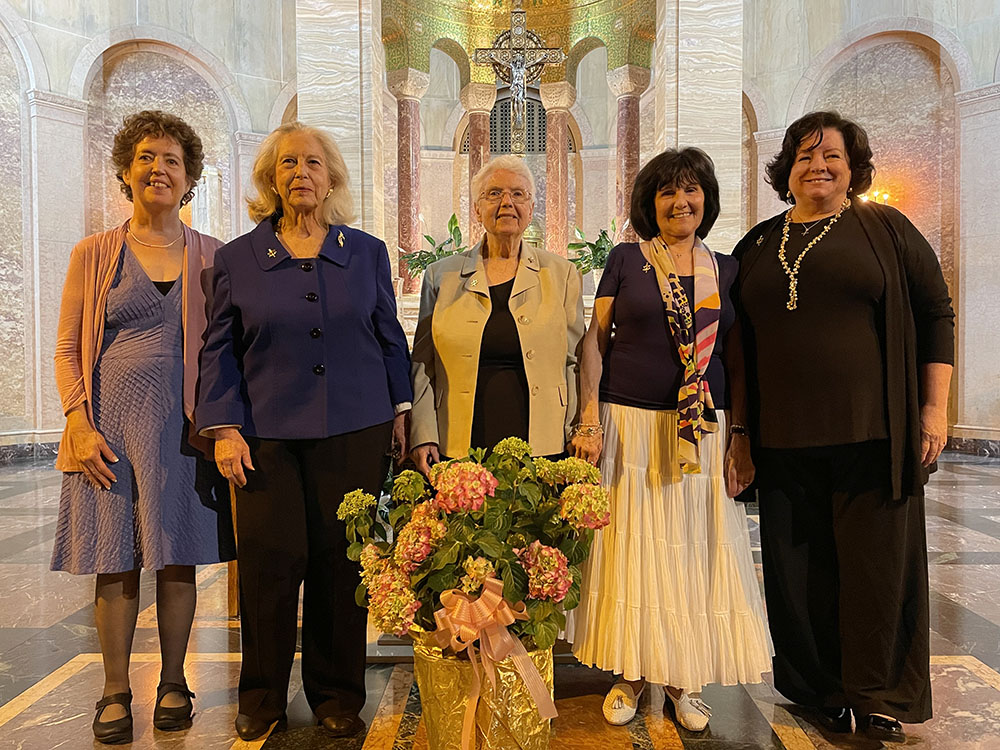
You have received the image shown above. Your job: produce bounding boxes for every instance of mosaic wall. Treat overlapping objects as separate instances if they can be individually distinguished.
[0,41,25,431]
[85,51,233,240]
[812,41,956,292]
[382,0,654,80]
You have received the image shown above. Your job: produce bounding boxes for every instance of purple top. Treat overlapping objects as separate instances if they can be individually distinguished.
[596,242,737,410]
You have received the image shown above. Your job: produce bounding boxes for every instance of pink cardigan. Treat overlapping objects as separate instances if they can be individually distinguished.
[54,221,222,471]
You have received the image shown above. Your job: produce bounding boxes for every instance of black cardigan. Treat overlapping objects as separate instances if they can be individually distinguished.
[733,200,954,501]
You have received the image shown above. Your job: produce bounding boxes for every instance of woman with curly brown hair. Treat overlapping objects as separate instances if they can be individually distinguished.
[51,110,233,744]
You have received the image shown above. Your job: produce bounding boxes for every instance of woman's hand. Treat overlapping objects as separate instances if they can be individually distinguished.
[569,432,603,465]
[411,443,440,477]
[392,411,409,461]
[920,403,948,467]
[724,434,755,498]
[65,410,118,490]
[214,427,254,487]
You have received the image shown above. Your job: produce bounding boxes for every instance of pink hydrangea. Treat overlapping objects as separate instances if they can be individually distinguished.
[368,567,421,636]
[394,501,447,574]
[517,541,572,602]
[359,543,386,588]
[559,483,611,530]
[430,461,499,513]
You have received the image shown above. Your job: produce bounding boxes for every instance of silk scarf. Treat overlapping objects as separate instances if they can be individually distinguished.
[645,236,721,472]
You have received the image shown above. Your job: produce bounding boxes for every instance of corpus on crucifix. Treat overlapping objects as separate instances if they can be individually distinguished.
[474,0,565,156]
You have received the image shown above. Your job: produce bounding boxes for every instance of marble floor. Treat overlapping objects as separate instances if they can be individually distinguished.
[0,454,998,749]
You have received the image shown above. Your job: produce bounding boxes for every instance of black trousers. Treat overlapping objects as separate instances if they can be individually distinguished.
[756,440,932,723]
[234,421,392,722]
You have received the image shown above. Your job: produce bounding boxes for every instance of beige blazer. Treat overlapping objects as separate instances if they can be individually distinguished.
[410,241,584,457]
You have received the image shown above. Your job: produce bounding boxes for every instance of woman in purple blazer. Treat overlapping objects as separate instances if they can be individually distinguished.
[196,122,411,741]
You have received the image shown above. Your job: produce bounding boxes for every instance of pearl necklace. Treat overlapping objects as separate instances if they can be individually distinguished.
[778,197,851,310]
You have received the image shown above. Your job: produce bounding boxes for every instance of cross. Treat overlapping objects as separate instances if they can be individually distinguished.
[474,0,565,155]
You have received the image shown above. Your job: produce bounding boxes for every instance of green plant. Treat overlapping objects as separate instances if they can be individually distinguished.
[338,437,610,651]
[402,213,467,274]
[568,218,616,275]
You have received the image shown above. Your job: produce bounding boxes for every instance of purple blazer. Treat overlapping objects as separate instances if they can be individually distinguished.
[195,219,412,440]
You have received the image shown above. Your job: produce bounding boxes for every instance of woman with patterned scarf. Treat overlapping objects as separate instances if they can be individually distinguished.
[566,148,772,732]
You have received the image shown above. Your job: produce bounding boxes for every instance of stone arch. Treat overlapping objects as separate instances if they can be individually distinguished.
[786,18,974,123]
[431,37,470,91]
[566,36,606,90]
[268,79,297,131]
[742,78,770,132]
[0,0,49,90]
[67,26,252,133]
[741,92,758,231]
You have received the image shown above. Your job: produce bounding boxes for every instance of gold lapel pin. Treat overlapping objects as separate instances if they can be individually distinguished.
[338,231,345,247]
[470,278,479,287]
[642,262,651,273]
[756,235,764,246]
[267,248,277,257]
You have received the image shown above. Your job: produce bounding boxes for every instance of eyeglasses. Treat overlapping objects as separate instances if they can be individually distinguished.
[478,188,532,205]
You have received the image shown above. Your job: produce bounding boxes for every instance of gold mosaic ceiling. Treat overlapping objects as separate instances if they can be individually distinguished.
[382,0,655,81]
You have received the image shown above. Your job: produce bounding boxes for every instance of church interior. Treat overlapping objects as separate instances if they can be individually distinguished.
[1,0,999,747]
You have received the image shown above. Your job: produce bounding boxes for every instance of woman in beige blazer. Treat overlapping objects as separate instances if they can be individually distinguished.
[410,155,584,472]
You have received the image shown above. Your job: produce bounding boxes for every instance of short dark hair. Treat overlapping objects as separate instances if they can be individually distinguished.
[630,147,720,241]
[765,111,875,203]
[111,110,205,206]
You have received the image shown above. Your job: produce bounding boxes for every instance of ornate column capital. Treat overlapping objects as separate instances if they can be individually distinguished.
[387,67,431,102]
[460,82,498,114]
[26,89,87,125]
[539,81,576,112]
[606,64,651,100]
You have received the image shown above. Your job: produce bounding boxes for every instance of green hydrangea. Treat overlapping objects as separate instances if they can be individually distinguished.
[391,469,428,504]
[492,436,532,459]
[338,489,377,520]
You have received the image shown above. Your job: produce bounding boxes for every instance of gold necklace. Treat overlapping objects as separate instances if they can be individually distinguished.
[127,228,183,248]
[778,198,851,310]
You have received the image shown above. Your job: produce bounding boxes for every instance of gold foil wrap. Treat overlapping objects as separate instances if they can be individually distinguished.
[412,638,554,750]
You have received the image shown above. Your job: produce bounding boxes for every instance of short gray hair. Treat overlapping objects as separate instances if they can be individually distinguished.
[470,155,536,205]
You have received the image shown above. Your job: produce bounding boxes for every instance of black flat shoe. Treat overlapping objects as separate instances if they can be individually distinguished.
[93,691,133,745]
[234,712,287,741]
[858,713,906,743]
[816,707,852,733]
[153,681,195,731]
[318,713,365,737]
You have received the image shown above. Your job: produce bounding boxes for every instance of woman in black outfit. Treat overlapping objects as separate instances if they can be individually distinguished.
[732,111,954,743]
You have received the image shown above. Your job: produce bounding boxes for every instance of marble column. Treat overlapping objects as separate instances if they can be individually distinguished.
[233,130,266,239]
[653,0,743,251]
[607,65,650,239]
[460,83,497,239]
[753,128,787,222]
[296,0,387,238]
[540,82,576,258]
[388,68,430,294]
[27,90,87,436]
[953,83,1000,442]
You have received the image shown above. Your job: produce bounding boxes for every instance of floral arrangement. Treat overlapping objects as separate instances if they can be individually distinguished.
[338,437,610,651]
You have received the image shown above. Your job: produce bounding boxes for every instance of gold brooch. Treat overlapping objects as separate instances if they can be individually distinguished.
[756,235,763,246]
[470,278,478,286]
[642,262,651,273]
[267,248,276,257]
[338,231,345,247]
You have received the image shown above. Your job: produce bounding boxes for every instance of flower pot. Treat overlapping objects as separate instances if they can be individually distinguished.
[412,638,554,750]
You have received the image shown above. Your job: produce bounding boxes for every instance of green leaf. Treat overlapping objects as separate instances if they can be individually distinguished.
[388,505,409,528]
[562,575,581,611]
[428,567,459,592]
[447,213,459,233]
[519,482,541,504]
[429,541,461,571]
[533,619,560,650]
[474,531,505,558]
[355,582,368,607]
[498,559,528,603]
[573,226,585,240]
[423,233,437,248]
[347,541,364,561]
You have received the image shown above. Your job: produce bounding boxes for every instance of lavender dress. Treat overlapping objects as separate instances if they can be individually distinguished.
[51,247,232,575]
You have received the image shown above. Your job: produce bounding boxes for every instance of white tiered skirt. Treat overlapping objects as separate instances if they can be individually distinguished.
[566,403,773,690]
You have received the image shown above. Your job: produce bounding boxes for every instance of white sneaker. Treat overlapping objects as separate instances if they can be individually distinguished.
[666,690,711,731]
[602,682,643,726]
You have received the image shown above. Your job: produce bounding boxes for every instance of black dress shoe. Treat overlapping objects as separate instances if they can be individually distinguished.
[816,707,852,733]
[858,713,906,743]
[234,712,287,741]
[153,681,195,731]
[318,713,365,737]
[93,691,133,745]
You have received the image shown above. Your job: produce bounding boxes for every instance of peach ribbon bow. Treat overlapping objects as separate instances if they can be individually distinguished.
[433,576,558,750]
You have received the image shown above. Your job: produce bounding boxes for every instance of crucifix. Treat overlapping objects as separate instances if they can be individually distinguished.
[473,0,565,155]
